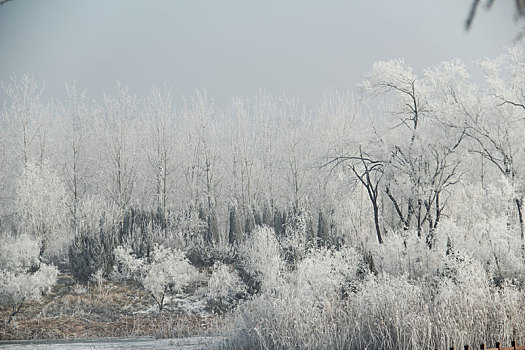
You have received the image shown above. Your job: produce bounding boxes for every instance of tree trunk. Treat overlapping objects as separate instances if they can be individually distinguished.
[372,202,383,244]
[7,298,25,324]
[516,197,524,240]
[157,293,165,313]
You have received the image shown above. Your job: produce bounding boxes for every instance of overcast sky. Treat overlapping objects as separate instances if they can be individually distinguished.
[0,0,522,106]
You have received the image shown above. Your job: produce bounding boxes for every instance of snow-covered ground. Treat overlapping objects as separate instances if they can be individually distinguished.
[0,337,222,349]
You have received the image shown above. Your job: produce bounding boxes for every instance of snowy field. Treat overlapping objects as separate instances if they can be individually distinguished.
[0,337,221,349]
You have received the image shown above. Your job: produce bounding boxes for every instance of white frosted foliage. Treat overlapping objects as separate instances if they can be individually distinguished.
[114,244,198,311]
[0,234,58,323]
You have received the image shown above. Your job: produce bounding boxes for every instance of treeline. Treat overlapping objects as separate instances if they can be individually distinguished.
[1,45,525,283]
[0,80,352,277]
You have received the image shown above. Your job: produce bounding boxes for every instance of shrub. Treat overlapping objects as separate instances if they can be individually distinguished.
[114,244,198,312]
[237,225,283,293]
[0,234,58,324]
[294,246,358,303]
[225,245,359,350]
[67,196,120,282]
[206,263,246,312]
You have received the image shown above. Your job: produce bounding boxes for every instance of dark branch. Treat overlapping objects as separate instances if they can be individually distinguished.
[466,0,481,29]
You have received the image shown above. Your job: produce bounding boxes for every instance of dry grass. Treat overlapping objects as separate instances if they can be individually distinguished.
[0,275,217,341]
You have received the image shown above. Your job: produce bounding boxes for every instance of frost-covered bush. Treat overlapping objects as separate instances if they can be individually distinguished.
[279,208,311,265]
[186,237,236,267]
[224,240,525,350]
[226,245,359,350]
[237,225,283,293]
[114,244,198,312]
[439,249,489,287]
[207,263,245,310]
[230,283,350,349]
[294,246,358,303]
[0,234,58,323]
[428,250,525,348]
[348,274,431,350]
[0,234,40,271]
[374,231,445,278]
[436,217,525,283]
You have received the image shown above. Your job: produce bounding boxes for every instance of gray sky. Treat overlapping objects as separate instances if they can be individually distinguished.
[0,0,522,106]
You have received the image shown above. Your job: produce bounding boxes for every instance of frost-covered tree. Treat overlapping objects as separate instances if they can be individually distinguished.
[143,86,178,226]
[327,144,386,244]
[461,45,525,239]
[0,76,50,223]
[59,83,92,231]
[1,75,49,168]
[336,59,468,246]
[16,161,69,257]
[280,100,315,214]
[225,97,257,231]
[180,91,223,244]
[251,92,282,208]
[96,84,138,213]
